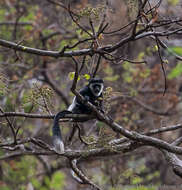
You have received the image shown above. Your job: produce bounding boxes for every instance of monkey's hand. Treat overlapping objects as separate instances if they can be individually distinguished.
[84,95,90,103]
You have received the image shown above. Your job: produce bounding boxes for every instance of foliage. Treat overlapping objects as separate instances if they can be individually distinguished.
[0,0,182,189]
[1,157,36,190]
[77,4,105,20]
[1,157,65,190]
[168,0,179,5]
[32,171,65,190]
[168,46,182,56]
[0,74,9,96]
[168,62,182,79]
[29,83,54,113]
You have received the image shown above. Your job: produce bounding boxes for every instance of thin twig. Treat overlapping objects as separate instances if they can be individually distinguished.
[79,55,86,73]
[0,107,17,144]
[93,54,102,77]
[71,56,79,91]
[68,4,92,38]
[155,37,167,95]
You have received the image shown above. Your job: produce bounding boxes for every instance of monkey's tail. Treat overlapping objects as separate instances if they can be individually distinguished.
[52,110,71,153]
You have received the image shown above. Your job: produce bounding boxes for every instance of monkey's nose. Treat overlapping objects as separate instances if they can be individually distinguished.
[95,88,99,92]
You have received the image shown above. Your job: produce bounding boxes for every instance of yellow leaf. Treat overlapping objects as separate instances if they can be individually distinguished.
[154,45,158,51]
[68,72,80,81]
[84,74,90,80]
[98,33,104,40]
[163,59,169,64]
[68,72,75,80]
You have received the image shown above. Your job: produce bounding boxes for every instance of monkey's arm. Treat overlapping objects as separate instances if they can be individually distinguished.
[79,86,90,101]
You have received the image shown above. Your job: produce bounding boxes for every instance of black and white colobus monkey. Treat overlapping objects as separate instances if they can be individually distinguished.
[52,78,104,153]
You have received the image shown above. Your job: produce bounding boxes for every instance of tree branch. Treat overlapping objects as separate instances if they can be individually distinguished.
[70,159,102,190]
[161,137,182,178]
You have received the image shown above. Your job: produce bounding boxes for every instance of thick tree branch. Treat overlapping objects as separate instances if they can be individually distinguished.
[161,137,182,178]
[110,123,182,145]
[0,26,181,59]
[70,159,102,190]
[0,139,141,160]
[0,112,94,122]
[0,39,93,57]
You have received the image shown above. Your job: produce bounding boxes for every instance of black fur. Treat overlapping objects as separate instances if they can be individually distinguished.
[52,78,104,153]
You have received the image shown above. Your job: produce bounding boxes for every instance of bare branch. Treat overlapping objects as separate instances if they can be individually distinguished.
[0,112,53,119]
[41,60,70,107]
[0,107,17,144]
[161,137,182,178]
[79,55,87,73]
[46,0,77,16]
[70,56,79,92]
[0,25,182,58]
[58,86,182,155]
[69,123,92,145]
[70,159,102,190]
[110,123,182,145]
[118,58,147,64]
[68,4,92,38]
[92,54,102,78]
[0,38,92,57]
[155,37,167,95]
[111,95,172,116]
[0,112,95,122]
[0,21,33,26]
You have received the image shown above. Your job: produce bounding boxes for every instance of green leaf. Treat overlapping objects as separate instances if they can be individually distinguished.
[40,187,48,190]
[59,40,68,50]
[168,46,182,56]
[138,52,145,60]
[123,61,130,70]
[104,75,119,81]
[104,65,113,75]
[168,62,182,79]
[139,68,150,78]
[31,178,41,189]
[0,187,11,190]
[23,102,33,112]
[132,176,143,184]
[44,176,51,186]
[122,169,133,178]
[50,172,65,190]
[168,0,179,5]
[123,72,133,83]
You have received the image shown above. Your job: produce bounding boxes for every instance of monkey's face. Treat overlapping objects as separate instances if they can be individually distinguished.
[89,82,104,97]
[94,84,102,94]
